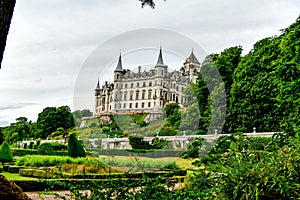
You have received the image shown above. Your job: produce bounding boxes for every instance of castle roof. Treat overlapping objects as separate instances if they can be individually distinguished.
[186,50,199,64]
[95,79,100,90]
[155,47,164,67]
[114,53,123,72]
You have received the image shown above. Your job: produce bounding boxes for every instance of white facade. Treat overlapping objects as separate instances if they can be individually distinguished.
[94,48,200,115]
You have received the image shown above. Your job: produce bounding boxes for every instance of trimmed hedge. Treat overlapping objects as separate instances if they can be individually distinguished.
[7,165,24,173]
[19,168,185,179]
[16,155,105,168]
[12,149,67,157]
[89,149,185,158]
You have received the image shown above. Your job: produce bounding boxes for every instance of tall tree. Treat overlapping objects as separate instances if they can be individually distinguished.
[0,128,4,145]
[36,106,75,139]
[229,16,300,134]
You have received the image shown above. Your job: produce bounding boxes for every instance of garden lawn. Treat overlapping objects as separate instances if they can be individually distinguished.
[1,172,37,180]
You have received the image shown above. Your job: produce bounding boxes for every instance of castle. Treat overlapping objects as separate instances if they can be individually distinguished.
[94,48,200,116]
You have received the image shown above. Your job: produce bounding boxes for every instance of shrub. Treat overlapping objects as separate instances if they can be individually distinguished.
[159,126,177,136]
[12,148,67,156]
[0,141,13,162]
[8,165,23,173]
[128,136,152,150]
[67,133,86,158]
[16,155,105,168]
[182,138,204,159]
[151,137,170,149]
[38,142,54,155]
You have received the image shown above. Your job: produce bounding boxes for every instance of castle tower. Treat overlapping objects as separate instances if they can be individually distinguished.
[94,79,101,114]
[181,50,200,83]
[113,53,123,112]
[114,53,123,82]
[154,47,168,110]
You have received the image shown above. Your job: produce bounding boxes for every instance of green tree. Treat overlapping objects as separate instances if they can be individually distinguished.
[128,136,152,149]
[0,128,4,145]
[67,133,86,158]
[0,141,13,162]
[37,106,75,139]
[229,16,300,133]
[164,103,179,117]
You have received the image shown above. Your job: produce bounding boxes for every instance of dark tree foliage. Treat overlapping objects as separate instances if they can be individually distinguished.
[0,0,16,69]
[36,106,74,139]
[191,47,242,134]
[67,133,86,158]
[229,16,300,134]
[0,141,13,162]
[164,103,179,117]
[0,128,4,145]
[128,136,152,149]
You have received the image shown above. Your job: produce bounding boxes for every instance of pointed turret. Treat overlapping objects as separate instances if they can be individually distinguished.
[114,53,123,72]
[186,49,200,64]
[155,47,164,67]
[95,79,100,90]
[94,79,101,96]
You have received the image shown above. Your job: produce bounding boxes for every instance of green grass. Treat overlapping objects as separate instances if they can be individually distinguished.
[1,172,37,180]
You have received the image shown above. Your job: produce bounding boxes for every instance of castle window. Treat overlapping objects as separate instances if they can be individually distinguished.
[143,82,146,87]
[155,80,157,85]
[148,90,152,99]
[135,103,138,108]
[130,92,133,100]
[136,90,140,100]
[149,81,152,86]
[161,70,164,75]
[142,102,144,108]
[117,74,119,79]
[131,83,133,88]
[137,82,139,87]
[125,83,127,88]
[142,90,146,100]
[129,103,132,108]
[148,102,151,107]
[176,86,179,91]
[123,103,126,109]
[124,93,127,100]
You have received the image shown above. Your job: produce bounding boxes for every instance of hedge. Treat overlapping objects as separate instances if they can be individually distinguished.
[12,149,68,157]
[89,149,185,158]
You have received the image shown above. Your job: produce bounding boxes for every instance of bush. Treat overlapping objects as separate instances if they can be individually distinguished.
[8,165,23,173]
[38,142,54,155]
[128,136,152,150]
[68,133,86,158]
[0,141,13,162]
[12,148,67,156]
[151,137,170,149]
[16,155,105,168]
[182,138,204,159]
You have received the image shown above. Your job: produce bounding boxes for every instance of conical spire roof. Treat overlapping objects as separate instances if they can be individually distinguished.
[155,47,164,67]
[186,50,200,64]
[95,79,100,90]
[114,53,123,72]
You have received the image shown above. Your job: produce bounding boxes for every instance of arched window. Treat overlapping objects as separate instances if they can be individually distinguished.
[136,90,140,100]
[148,89,152,99]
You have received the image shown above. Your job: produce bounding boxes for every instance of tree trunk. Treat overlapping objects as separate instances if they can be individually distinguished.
[0,0,16,69]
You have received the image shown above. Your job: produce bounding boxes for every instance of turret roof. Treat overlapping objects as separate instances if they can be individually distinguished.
[114,53,123,72]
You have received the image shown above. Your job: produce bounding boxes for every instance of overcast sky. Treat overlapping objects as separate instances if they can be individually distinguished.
[0,0,299,126]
